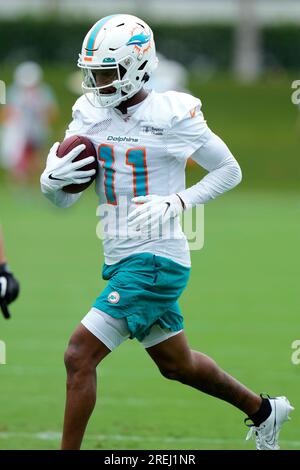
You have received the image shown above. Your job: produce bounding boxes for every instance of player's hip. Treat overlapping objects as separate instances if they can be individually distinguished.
[102,252,190,290]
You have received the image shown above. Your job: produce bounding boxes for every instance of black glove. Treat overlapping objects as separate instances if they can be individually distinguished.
[0,263,20,319]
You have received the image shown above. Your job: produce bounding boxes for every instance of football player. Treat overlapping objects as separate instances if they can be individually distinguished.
[40,14,293,450]
[0,228,20,319]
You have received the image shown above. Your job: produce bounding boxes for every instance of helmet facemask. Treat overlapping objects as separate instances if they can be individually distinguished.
[80,55,146,108]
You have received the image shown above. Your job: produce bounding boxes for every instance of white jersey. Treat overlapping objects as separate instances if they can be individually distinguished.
[65,90,210,267]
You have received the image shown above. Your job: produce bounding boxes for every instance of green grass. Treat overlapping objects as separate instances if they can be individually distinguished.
[0,185,299,450]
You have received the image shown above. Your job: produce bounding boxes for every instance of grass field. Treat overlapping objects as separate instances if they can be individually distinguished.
[0,71,299,450]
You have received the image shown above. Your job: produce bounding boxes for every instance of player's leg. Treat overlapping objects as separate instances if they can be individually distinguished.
[144,329,293,449]
[145,330,262,415]
[63,254,160,450]
[62,323,110,450]
[62,309,130,450]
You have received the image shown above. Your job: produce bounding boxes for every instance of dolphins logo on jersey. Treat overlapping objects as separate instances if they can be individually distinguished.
[107,291,120,304]
[126,33,151,47]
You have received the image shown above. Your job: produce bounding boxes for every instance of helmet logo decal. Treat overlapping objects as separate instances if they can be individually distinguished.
[85,14,118,58]
[103,57,116,63]
[126,33,151,47]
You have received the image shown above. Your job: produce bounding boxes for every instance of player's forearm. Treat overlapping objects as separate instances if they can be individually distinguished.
[178,132,242,208]
[179,155,242,207]
[41,186,82,208]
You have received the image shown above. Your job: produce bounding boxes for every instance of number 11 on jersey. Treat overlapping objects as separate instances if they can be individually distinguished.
[98,144,149,205]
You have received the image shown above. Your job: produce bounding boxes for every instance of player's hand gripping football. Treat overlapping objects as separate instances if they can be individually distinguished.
[40,142,96,193]
[128,194,185,234]
[0,264,20,319]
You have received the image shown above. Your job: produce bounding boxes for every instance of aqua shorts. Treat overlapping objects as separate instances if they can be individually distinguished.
[93,253,190,342]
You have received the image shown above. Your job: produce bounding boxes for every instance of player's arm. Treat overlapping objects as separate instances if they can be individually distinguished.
[41,99,95,208]
[128,96,242,231]
[177,130,242,209]
[169,97,242,207]
[0,228,20,319]
[128,130,242,232]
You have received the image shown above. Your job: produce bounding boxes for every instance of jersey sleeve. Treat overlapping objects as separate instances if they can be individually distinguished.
[166,93,210,160]
[177,132,242,209]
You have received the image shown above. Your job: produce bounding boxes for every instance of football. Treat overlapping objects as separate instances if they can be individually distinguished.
[57,135,98,194]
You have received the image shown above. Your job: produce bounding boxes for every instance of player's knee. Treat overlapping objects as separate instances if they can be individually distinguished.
[64,344,92,375]
[159,361,192,382]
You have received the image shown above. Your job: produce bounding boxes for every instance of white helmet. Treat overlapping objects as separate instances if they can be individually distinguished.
[78,14,158,108]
